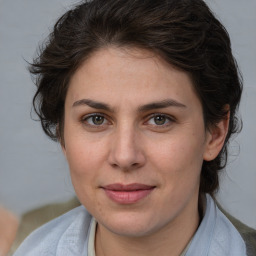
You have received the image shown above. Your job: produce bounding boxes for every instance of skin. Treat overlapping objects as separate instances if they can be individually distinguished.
[0,207,18,256]
[62,47,229,256]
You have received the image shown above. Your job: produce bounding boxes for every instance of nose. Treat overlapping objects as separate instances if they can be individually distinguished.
[108,125,146,171]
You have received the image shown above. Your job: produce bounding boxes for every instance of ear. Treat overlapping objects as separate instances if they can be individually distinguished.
[203,110,230,161]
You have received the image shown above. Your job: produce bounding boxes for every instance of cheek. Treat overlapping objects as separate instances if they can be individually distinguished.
[148,132,205,183]
[65,141,101,199]
[65,131,107,167]
[64,142,104,192]
[153,135,204,164]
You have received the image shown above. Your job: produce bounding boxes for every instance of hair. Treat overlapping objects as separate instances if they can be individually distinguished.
[30,0,242,196]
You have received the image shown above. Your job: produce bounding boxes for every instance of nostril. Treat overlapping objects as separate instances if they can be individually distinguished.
[111,163,119,168]
[110,162,141,171]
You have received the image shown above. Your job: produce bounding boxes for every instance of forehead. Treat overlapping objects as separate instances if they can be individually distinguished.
[66,47,201,111]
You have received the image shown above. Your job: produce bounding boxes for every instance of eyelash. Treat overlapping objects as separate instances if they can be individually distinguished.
[145,113,175,128]
[81,113,175,129]
[81,113,111,128]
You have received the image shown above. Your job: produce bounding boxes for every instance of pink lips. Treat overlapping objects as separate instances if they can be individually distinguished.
[102,183,155,204]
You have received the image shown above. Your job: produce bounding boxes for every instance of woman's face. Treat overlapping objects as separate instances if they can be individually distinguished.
[63,47,216,237]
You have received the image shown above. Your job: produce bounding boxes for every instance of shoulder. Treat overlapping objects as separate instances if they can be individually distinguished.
[210,204,247,255]
[13,206,92,256]
[186,195,247,256]
[217,202,256,256]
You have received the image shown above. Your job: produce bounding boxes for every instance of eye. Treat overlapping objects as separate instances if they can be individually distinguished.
[146,114,174,127]
[82,114,108,126]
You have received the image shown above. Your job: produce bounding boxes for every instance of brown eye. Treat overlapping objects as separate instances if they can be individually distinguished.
[83,114,107,126]
[154,115,167,125]
[146,114,174,128]
[92,115,105,125]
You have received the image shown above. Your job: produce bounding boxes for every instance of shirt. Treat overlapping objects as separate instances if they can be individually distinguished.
[87,218,191,256]
[13,194,247,256]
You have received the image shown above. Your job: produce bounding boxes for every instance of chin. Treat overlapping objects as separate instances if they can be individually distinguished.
[97,211,166,238]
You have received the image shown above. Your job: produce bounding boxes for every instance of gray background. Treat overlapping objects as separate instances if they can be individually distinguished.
[0,0,255,228]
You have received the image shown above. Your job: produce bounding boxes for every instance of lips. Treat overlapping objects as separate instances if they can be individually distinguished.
[102,183,155,204]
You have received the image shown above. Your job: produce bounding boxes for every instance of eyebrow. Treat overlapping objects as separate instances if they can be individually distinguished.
[72,99,112,111]
[138,99,187,112]
[72,98,186,112]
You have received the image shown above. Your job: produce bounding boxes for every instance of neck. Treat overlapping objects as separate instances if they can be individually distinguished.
[95,196,200,256]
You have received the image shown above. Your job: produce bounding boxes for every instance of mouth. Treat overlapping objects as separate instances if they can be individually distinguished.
[101,183,156,204]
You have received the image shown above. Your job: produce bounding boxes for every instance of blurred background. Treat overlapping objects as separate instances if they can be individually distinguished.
[0,0,255,229]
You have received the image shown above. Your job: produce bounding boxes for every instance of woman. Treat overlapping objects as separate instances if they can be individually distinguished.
[14,0,247,255]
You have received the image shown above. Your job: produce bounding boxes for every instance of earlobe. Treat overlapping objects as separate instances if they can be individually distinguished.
[203,111,230,161]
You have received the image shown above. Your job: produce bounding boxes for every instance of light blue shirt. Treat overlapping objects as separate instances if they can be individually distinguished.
[13,195,247,256]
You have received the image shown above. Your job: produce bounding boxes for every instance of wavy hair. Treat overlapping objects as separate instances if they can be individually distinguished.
[30,0,243,195]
